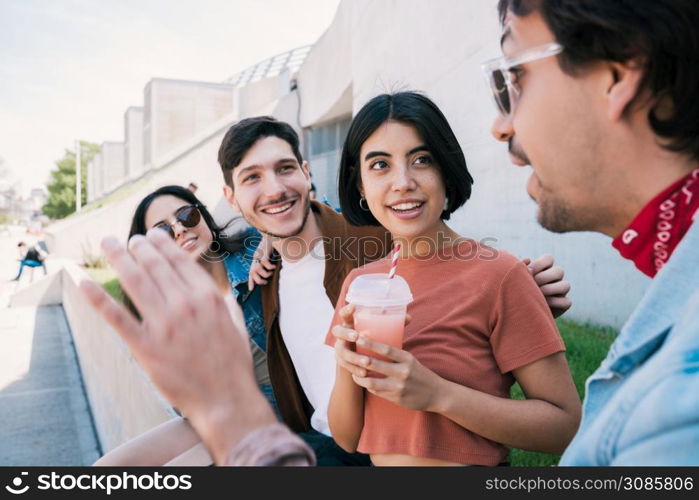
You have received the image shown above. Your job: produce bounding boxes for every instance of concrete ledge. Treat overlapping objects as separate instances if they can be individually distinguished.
[9,272,63,308]
[14,262,176,454]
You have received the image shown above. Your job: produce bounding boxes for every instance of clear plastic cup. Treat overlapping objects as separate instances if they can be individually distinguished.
[346,274,413,362]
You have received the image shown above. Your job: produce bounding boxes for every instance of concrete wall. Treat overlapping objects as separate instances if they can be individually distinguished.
[291,0,650,328]
[86,160,95,203]
[297,0,353,126]
[45,116,240,261]
[238,71,291,118]
[144,79,236,167]
[47,70,294,262]
[124,107,144,179]
[101,142,126,193]
[92,154,104,199]
[60,263,174,452]
[47,0,650,328]
[10,264,174,452]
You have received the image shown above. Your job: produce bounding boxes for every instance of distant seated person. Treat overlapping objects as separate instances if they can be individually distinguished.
[12,242,47,281]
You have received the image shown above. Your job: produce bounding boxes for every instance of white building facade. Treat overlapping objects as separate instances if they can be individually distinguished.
[57,0,649,327]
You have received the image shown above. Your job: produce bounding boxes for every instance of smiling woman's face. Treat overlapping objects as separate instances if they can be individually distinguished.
[144,195,213,259]
[359,120,447,242]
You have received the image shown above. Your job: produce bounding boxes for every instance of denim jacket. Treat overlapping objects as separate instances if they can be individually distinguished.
[223,226,277,410]
[560,222,699,465]
[223,227,266,352]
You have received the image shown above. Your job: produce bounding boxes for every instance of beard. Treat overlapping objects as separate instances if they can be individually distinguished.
[240,193,312,239]
[536,191,601,234]
[536,194,576,233]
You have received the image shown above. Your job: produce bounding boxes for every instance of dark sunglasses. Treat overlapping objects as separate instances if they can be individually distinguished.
[152,204,202,239]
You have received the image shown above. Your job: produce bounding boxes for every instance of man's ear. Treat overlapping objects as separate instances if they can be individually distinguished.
[301,160,310,179]
[606,60,644,122]
[222,184,239,211]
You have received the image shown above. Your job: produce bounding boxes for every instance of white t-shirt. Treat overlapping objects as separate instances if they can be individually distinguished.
[278,240,337,436]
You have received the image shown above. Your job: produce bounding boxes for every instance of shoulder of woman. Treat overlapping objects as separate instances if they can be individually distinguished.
[449,240,523,276]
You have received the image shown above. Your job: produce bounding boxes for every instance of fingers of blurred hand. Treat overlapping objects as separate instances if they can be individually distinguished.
[147,228,213,291]
[539,280,571,298]
[528,254,554,275]
[332,324,358,342]
[223,294,252,348]
[101,236,166,315]
[338,304,355,329]
[148,229,232,341]
[79,279,144,348]
[356,336,409,363]
[129,232,190,311]
[521,257,532,268]
[533,265,565,286]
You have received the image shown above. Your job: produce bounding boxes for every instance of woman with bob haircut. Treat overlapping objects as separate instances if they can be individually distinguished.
[326,92,581,466]
[94,185,274,466]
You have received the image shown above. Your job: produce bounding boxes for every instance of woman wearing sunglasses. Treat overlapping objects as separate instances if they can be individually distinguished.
[326,92,581,466]
[94,185,273,466]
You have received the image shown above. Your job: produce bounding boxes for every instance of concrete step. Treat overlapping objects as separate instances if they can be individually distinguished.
[0,305,101,465]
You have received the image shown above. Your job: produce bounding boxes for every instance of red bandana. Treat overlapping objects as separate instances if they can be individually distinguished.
[612,168,699,278]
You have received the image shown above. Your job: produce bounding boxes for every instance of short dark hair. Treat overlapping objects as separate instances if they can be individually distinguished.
[218,116,303,187]
[338,91,473,226]
[497,0,699,161]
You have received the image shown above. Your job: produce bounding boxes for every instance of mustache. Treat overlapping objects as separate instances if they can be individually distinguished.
[257,193,296,210]
[508,139,530,165]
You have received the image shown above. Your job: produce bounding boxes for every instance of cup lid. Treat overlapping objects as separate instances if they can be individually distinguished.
[346,273,413,307]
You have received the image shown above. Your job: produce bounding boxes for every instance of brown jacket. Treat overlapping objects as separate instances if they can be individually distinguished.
[261,201,392,432]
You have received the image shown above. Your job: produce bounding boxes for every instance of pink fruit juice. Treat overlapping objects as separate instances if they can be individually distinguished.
[346,273,413,368]
[354,307,406,362]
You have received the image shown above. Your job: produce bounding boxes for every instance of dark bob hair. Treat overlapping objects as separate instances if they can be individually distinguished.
[124,184,243,317]
[218,116,303,187]
[498,0,699,161]
[338,91,473,226]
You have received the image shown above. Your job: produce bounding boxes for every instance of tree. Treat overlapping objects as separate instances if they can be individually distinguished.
[42,142,100,219]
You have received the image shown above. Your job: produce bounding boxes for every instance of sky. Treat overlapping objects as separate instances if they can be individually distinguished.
[0,0,341,197]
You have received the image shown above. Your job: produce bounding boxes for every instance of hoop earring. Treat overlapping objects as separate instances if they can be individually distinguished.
[359,196,369,211]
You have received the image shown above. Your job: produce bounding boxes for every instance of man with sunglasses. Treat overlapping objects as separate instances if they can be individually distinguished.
[486,0,699,464]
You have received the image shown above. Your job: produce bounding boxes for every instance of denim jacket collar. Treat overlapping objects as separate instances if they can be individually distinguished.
[223,227,259,297]
[606,221,699,375]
